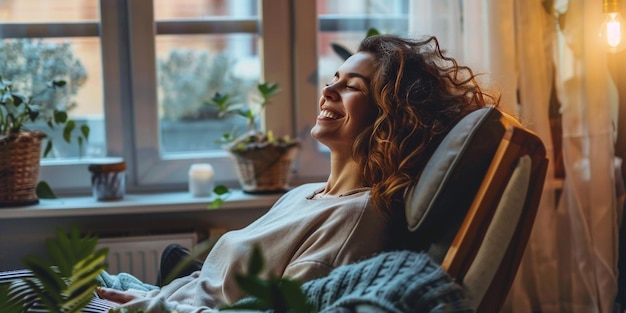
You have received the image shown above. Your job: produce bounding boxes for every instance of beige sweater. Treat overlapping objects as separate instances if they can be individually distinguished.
[121,182,393,313]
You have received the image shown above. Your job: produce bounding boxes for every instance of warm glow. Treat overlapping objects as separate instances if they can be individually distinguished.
[600,12,626,53]
[606,13,622,47]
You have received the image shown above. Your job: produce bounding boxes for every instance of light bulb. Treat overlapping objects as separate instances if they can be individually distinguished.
[599,0,626,53]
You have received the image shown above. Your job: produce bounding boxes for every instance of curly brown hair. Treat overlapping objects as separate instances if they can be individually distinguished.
[353,34,499,215]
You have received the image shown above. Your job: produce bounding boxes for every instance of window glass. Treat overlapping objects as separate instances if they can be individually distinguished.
[0,0,105,159]
[156,34,259,153]
[317,0,409,89]
[154,0,260,154]
[0,0,98,22]
[154,0,256,19]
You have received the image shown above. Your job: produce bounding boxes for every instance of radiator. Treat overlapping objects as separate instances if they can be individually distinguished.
[96,233,197,285]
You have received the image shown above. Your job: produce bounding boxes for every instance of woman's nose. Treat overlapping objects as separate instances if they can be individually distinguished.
[322,83,338,100]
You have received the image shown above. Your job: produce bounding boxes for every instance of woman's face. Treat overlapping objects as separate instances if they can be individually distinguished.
[310,52,378,154]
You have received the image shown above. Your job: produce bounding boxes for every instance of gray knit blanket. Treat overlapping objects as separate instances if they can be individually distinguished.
[234,250,473,313]
[301,250,472,313]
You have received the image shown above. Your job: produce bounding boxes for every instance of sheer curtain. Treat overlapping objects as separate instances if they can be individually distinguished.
[507,0,620,311]
[409,0,620,312]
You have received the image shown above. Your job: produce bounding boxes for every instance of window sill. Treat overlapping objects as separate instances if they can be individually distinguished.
[0,189,282,219]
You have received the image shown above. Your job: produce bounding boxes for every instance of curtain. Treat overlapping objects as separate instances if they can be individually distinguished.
[499,0,620,311]
[409,0,620,312]
[501,1,562,312]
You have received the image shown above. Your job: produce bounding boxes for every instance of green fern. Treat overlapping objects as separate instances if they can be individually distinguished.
[0,283,24,313]
[0,226,108,313]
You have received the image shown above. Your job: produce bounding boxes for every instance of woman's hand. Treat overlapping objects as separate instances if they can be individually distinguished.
[96,287,143,304]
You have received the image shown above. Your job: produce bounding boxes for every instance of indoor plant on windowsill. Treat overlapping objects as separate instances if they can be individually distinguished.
[0,76,89,207]
[207,82,299,194]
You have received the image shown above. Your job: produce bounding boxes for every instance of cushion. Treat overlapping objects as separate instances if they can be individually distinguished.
[462,155,531,309]
[404,105,507,261]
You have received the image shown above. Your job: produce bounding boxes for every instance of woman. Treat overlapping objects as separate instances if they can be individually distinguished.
[97,34,497,312]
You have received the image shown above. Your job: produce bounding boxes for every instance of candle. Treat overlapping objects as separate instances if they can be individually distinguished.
[189,163,215,197]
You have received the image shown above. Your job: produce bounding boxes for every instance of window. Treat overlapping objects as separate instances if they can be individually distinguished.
[1,0,293,194]
[0,2,104,159]
[124,0,273,188]
[1,0,439,196]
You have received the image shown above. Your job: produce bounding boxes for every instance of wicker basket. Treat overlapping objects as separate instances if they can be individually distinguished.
[0,131,46,207]
[232,145,298,193]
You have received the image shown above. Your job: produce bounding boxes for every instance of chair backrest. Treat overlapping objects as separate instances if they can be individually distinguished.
[404,105,548,313]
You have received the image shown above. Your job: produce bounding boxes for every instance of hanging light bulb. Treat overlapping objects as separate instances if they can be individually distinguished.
[599,0,626,53]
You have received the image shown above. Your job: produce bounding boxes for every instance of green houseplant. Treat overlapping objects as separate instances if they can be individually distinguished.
[207,82,299,194]
[0,226,108,313]
[0,76,89,206]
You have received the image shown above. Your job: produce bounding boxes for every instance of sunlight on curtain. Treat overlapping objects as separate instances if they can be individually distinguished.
[503,1,561,311]
[409,0,620,312]
[409,0,518,113]
[552,0,620,311]
[506,0,620,312]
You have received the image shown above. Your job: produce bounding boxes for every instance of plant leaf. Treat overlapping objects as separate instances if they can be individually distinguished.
[258,82,279,98]
[233,274,271,305]
[213,184,229,195]
[278,279,315,313]
[248,245,264,276]
[16,226,109,313]
[37,180,58,199]
[0,283,24,313]
[366,27,380,37]
[51,80,67,88]
[220,298,268,311]
[26,105,40,121]
[331,43,353,60]
[23,278,62,313]
[63,120,75,143]
[11,94,25,106]
[208,198,223,209]
[21,256,65,299]
[43,140,53,158]
[80,124,90,139]
[53,110,68,124]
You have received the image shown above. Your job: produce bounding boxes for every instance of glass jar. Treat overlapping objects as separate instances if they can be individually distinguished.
[88,158,126,201]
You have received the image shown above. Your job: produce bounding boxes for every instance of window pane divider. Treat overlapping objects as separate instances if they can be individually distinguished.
[318,15,408,32]
[156,18,258,35]
[0,22,99,38]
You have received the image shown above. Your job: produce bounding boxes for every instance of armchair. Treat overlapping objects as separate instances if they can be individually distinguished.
[404,105,548,312]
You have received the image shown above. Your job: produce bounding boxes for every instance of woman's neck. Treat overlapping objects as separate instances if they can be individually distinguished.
[323,157,366,196]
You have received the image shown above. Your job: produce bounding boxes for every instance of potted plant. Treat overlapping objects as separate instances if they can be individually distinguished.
[0,75,89,206]
[207,82,299,194]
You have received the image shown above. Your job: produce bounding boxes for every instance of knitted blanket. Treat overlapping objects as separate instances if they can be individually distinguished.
[299,250,472,313]
[97,271,159,293]
[231,250,473,313]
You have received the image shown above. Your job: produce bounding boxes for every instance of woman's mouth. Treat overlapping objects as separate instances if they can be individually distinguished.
[318,109,342,120]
